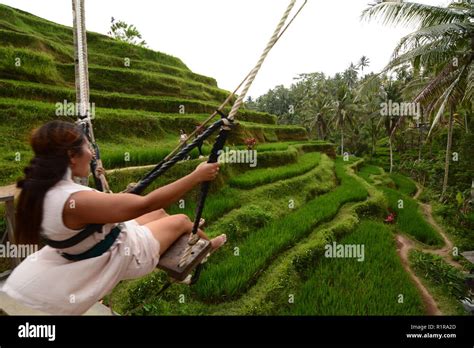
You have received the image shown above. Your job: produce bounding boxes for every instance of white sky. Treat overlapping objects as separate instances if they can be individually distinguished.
[0,0,450,98]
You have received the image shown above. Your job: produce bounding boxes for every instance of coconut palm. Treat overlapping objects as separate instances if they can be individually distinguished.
[330,83,357,156]
[343,63,359,89]
[362,0,474,200]
[304,95,332,140]
[358,55,371,74]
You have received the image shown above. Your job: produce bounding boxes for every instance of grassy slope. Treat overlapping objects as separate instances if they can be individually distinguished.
[286,220,425,315]
[356,164,443,246]
[0,4,309,186]
[193,158,368,301]
[107,156,426,316]
[0,5,428,316]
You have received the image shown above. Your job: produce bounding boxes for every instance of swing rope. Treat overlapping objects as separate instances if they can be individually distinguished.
[177,0,300,268]
[228,0,297,121]
[131,0,308,188]
[56,0,305,254]
[68,0,307,316]
[125,0,307,197]
[73,0,111,193]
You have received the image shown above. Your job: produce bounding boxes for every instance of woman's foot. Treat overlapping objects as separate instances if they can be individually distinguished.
[210,234,227,251]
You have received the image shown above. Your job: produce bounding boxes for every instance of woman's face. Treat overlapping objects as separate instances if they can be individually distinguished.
[69,139,94,178]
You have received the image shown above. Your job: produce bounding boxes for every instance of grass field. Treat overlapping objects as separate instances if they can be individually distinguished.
[382,187,443,246]
[285,220,425,315]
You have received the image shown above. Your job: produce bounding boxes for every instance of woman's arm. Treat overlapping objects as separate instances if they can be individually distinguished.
[64,162,219,225]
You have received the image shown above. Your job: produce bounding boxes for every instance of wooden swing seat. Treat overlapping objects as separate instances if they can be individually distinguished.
[157,234,212,281]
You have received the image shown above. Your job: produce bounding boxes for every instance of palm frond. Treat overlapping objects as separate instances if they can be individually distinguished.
[392,22,469,57]
[464,61,474,102]
[427,65,466,137]
[361,1,468,29]
[401,77,431,98]
[414,61,456,103]
[388,36,458,70]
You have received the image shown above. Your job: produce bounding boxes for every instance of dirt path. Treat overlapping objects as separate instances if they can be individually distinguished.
[394,182,464,315]
[414,183,462,269]
[395,234,441,315]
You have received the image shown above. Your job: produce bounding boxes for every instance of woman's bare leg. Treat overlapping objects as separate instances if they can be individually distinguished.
[136,209,206,229]
[135,208,169,225]
[144,214,226,254]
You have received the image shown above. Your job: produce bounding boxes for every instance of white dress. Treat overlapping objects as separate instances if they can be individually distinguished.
[1,167,160,315]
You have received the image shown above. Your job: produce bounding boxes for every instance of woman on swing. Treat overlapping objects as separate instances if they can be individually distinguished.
[2,120,227,314]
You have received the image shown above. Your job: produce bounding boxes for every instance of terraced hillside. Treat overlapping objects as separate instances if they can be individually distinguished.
[0,3,309,185]
[105,151,432,316]
[1,4,467,317]
[102,150,468,316]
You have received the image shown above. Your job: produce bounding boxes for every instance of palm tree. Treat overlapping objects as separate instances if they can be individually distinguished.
[362,0,473,200]
[380,78,403,173]
[358,56,371,74]
[305,95,332,140]
[356,74,385,156]
[343,63,359,89]
[331,83,357,156]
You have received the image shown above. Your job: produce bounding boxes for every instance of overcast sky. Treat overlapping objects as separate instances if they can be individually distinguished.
[0,0,450,98]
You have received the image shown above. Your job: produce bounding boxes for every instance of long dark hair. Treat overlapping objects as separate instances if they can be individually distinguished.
[15,120,86,245]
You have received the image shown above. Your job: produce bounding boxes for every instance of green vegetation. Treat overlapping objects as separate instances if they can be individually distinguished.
[194,158,367,300]
[0,3,306,187]
[389,173,417,197]
[382,187,443,246]
[409,250,469,315]
[229,152,321,189]
[1,2,471,318]
[0,80,277,124]
[286,220,425,315]
[355,163,443,246]
[356,164,381,184]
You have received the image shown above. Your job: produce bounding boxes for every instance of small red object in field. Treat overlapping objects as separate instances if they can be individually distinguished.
[384,212,396,224]
[244,138,257,150]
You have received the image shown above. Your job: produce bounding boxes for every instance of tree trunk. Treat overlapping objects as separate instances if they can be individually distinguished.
[471,179,474,202]
[418,128,422,161]
[389,117,393,173]
[341,132,344,156]
[465,112,469,134]
[371,119,376,156]
[440,105,455,201]
[316,116,322,140]
[389,136,393,174]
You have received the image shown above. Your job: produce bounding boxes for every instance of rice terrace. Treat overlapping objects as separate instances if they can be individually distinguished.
[0,0,472,328]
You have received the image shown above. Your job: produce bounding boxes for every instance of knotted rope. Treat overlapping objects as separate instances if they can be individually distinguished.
[178,0,299,268]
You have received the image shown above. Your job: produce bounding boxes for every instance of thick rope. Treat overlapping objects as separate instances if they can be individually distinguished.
[228,0,296,121]
[132,0,305,194]
[149,0,306,170]
[176,0,299,268]
[177,125,232,268]
[73,0,111,192]
[73,0,89,123]
[128,118,230,195]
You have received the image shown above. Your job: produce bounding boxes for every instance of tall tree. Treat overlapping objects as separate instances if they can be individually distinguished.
[330,81,357,155]
[362,0,473,199]
[358,55,371,74]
